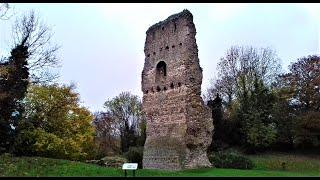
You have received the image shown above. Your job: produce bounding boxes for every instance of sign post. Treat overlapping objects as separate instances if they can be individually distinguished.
[122,163,138,177]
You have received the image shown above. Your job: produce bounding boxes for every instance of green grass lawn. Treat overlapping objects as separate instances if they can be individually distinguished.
[0,153,319,177]
[246,152,320,177]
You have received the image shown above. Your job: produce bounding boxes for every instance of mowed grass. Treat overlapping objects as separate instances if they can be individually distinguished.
[0,153,319,177]
[246,152,320,176]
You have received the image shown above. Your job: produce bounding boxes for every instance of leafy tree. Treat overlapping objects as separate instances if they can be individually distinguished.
[205,76,235,107]
[282,55,319,112]
[92,111,121,156]
[0,45,29,153]
[293,111,320,149]
[206,46,281,107]
[272,90,296,150]
[103,92,145,153]
[235,77,277,152]
[0,10,60,154]
[207,93,223,151]
[14,84,95,160]
[275,55,320,149]
[206,46,282,152]
[136,116,146,147]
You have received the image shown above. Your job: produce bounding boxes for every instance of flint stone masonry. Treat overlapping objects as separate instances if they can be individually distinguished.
[141,9,214,170]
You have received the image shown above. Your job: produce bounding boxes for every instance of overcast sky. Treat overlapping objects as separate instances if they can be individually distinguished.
[0,3,319,112]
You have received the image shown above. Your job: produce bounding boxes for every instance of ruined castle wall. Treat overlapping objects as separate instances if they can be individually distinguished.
[141,10,213,170]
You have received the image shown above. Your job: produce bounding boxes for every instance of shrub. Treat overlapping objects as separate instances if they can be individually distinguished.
[101,156,127,168]
[124,146,143,168]
[13,84,96,161]
[14,129,90,161]
[208,151,254,169]
[294,111,320,149]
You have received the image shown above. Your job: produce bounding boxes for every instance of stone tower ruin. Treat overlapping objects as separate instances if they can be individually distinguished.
[141,9,213,170]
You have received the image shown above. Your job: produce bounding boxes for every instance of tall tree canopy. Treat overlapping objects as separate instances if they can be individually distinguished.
[0,10,60,154]
[275,55,320,149]
[10,10,60,84]
[103,92,145,153]
[14,84,95,160]
[206,46,282,106]
[0,45,29,153]
[92,111,121,155]
[280,55,320,111]
[205,46,282,152]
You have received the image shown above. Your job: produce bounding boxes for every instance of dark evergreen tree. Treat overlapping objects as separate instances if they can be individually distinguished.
[0,44,29,153]
[208,93,223,151]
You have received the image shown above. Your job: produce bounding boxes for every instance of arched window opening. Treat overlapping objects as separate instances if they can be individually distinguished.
[156,61,167,82]
[156,86,161,92]
[165,46,169,50]
[163,87,167,91]
[178,82,181,87]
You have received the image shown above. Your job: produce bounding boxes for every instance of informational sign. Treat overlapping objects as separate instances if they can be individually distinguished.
[122,163,138,177]
[122,163,138,170]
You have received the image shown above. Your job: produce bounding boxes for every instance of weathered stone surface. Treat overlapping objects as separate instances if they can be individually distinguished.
[141,9,214,170]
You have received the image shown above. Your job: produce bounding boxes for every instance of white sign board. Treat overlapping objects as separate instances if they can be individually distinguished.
[122,163,138,170]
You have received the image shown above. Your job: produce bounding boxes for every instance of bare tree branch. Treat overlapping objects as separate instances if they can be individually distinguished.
[0,3,14,20]
[11,10,61,84]
[207,46,282,106]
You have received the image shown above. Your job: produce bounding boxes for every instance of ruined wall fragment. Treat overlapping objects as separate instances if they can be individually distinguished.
[141,9,214,170]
